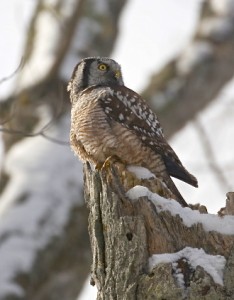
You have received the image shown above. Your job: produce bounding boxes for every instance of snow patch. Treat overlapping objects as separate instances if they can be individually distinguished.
[126,186,234,235]
[149,247,226,286]
[127,165,155,179]
[172,262,186,289]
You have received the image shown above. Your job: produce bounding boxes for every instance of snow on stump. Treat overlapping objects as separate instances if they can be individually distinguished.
[83,161,234,299]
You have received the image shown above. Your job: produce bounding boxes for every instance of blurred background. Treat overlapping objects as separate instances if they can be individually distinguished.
[0,0,234,299]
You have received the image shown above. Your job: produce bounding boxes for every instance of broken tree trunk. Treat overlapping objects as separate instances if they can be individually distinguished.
[83,162,234,299]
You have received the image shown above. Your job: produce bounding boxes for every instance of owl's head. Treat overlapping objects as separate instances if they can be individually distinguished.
[68,57,124,97]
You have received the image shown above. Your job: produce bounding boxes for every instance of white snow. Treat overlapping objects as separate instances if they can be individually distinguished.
[149,247,226,286]
[77,277,97,300]
[126,186,234,235]
[172,262,186,289]
[127,165,155,179]
[0,113,83,298]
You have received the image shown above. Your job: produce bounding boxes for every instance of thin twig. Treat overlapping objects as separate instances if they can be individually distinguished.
[0,57,24,85]
[0,126,69,146]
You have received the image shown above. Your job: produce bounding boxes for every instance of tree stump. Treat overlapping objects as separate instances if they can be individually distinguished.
[83,162,234,299]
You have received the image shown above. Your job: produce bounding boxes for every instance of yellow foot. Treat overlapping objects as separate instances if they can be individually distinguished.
[94,155,124,172]
[95,162,103,171]
[101,155,123,171]
[95,156,127,189]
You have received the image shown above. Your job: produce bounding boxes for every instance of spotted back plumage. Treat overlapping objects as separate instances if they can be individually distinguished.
[97,85,198,187]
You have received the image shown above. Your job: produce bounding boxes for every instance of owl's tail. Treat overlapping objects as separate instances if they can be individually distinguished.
[163,154,198,188]
[164,175,188,207]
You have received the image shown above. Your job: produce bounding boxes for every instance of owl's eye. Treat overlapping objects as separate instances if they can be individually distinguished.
[98,64,108,71]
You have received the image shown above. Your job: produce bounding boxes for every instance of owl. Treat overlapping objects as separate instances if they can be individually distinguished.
[68,57,198,207]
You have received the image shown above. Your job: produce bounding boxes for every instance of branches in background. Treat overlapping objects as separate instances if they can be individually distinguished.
[195,119,233,192]
[0,121,69,146]
[0,57,25,85]
[0,68,69,147]
[142,0,234,139]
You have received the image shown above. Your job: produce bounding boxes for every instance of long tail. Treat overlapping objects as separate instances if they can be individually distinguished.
[163,154,198,188]
[164,175,188,207]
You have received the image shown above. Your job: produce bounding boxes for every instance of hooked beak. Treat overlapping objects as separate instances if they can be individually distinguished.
[115,70,121,79]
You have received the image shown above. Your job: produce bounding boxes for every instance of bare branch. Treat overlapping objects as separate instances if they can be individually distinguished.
[195,118,232,192]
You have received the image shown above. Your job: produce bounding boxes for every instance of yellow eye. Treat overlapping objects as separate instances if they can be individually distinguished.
[98,64,107,71]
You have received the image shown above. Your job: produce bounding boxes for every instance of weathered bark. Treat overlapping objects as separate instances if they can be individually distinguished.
[84,162,234,299]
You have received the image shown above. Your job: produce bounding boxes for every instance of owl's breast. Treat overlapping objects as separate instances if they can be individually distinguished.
[70,91,117,163]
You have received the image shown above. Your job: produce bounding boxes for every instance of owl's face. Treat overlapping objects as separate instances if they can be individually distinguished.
[68,57,124,97]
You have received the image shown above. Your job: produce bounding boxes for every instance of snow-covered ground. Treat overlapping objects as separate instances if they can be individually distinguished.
[1,0,234,299]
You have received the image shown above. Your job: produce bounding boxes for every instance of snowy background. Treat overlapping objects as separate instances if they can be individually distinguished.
[0,0,234,299]
[1,0,232,210]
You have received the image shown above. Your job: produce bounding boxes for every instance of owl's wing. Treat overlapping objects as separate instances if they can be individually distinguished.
[99,85,198,187]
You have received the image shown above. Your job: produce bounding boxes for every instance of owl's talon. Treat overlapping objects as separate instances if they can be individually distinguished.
[95,162,103,171]
[101,155,122,171]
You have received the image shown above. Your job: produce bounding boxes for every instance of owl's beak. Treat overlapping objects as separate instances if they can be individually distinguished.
[115,70,121,79]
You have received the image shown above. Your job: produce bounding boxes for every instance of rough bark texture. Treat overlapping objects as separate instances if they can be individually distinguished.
[84,162,234,299]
